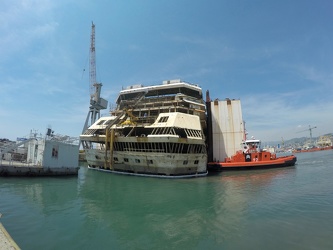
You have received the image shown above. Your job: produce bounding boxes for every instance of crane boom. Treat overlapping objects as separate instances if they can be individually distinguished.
[297,125,317,144]
[90,22,97,101]
[81,22,108,149]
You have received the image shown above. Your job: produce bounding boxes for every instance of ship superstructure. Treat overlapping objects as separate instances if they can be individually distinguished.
[80,79,207,177]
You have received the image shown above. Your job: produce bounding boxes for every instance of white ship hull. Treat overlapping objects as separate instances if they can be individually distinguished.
[86,148,207,176]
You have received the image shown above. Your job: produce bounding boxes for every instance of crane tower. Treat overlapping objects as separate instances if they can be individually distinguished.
[82,22,108,148]
[297,125,317,145]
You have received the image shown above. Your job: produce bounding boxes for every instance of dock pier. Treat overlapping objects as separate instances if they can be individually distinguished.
[0,160,79,176]
[0,214,20,250]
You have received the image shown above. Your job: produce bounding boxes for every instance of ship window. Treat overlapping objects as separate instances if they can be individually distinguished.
[113,157,118,162]
[97,120,105,125]
[174,143,179,153]
[166,143,171,153]
[158,116,169,123]
[170,143,174,153]
[183,144,189,154]
[194,160,199,164]
[187,144,191,153]
[104,120,114,125]
[190,130,194,137]
[124,158,129,162]
[183,160,188,165]
[180,144,184,154]
[148,160,153,164]
[178,143,182,153]
[135,159,140,163]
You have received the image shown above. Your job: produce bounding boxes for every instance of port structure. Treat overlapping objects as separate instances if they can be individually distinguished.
[297,125,317,145]
[82,22,108,149]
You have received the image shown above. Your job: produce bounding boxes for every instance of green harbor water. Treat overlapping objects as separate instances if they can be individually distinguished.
[1,150,333,250]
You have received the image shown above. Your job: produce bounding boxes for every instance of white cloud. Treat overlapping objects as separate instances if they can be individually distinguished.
[242,90,333,141]
[0,1,58,61]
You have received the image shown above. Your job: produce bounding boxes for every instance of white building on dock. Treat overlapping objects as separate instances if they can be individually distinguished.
[0,129,79,176]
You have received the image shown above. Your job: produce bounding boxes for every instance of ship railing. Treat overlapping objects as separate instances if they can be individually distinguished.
[136,116,156,124]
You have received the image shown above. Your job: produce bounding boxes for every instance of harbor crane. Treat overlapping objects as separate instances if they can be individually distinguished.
[81,22,108,149]
[297,125,317,144]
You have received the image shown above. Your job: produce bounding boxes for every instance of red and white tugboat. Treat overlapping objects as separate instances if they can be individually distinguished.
[208,137,297,171]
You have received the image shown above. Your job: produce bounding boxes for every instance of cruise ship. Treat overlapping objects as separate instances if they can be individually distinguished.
[80,79,208,177]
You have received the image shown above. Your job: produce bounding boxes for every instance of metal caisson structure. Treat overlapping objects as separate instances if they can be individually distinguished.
[205,94,245,163]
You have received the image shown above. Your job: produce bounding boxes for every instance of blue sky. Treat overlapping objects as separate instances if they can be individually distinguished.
[1,0,332,143]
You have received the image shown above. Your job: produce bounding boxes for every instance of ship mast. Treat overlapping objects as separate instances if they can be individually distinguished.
[81,22,108,149]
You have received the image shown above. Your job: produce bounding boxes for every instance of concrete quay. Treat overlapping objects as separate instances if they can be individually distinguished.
[0,217,20,250]
[0,160,79,177]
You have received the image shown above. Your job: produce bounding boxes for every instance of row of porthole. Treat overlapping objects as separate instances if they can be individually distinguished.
[113,142,206,154]
[113,157,199,165]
